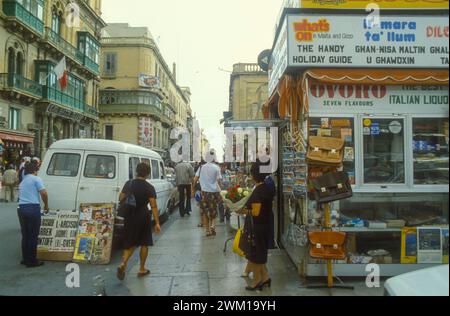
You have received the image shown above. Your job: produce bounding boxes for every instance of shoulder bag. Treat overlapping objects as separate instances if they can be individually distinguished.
[307,136,345,167]
[311,171,353,204]
[117,180,137,218]
[239,213,256,257]
[308,231,347,260]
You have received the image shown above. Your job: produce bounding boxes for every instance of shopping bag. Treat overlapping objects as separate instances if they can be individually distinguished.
[232,229,245,257]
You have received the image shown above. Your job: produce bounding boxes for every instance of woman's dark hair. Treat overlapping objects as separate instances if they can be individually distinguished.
[250,162,269,183]
[136,162,151,178]
[25,161,38,175]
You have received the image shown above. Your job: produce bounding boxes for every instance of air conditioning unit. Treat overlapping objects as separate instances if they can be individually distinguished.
[27,123,41,131]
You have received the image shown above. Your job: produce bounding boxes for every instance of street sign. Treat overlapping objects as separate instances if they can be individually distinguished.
[258,49,272,72]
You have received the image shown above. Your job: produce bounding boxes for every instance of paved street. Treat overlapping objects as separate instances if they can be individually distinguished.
[0,201,383,296]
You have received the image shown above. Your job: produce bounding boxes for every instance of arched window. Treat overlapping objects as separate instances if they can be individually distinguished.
[51,9,61,35]
[7,48,15,74]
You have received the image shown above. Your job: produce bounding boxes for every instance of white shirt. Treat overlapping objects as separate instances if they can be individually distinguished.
[196,163,222,193]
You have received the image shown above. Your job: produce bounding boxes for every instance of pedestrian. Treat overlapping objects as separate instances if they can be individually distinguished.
[18,157,31,184]
[174,160,195,217]
[218,163,232,223]
[18,161,49,268]
[2,164,18,203]
[241,161,275,291]
[192,151,222,237]
[117,162,161,281]
[193,160,206,228]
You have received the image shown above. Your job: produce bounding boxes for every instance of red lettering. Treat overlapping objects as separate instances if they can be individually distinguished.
[310,84,325,98]
[339,85,355,98]
[372,86,387,99]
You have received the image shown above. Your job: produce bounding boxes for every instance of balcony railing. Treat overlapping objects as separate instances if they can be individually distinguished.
[42,87,85,111]
[0,73,42,98]
[2,1,44,35]
[45,28,84,64]
[85,105,99,117]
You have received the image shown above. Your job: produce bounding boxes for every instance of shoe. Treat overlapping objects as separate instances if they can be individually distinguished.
[186,212,191,216]
[261,279,272,288]
[245,283,264,291]
[26,261,44,268]
[241,272,250,278]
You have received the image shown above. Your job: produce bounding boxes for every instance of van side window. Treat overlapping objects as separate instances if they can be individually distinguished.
[47,153,81,177]
[84,155,116,179]
[129,157,140,179]
[151,160,159,179]
[141,158,151,179]
[159,161,165,179]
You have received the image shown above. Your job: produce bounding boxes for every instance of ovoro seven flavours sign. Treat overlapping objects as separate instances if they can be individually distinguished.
[271,14,448,70]
[308,84,449,114]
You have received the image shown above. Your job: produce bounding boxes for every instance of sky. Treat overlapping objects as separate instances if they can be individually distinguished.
[102,0,282,160]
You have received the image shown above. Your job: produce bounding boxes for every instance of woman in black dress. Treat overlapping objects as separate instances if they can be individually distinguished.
[242,162,275,291]
[117,163,161,280]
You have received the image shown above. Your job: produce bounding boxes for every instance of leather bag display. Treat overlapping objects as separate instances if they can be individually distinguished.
[309,231,347,260]
[307,136,345,167]
[311,172,353,204]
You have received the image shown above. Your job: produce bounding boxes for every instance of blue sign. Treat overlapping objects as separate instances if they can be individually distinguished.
[371,123,380,136]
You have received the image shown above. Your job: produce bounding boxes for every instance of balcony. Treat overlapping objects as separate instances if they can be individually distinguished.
[44,28,84,64]
[0,73,42,99]
[2,0,44,36]
[83,56,100,75]
[99,90,163,119]
[42,86,85,111]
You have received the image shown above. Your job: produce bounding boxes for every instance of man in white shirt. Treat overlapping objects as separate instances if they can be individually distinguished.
[192,151,222,237]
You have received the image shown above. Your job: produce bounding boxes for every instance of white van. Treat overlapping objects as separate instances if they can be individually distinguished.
[39,139,174,216]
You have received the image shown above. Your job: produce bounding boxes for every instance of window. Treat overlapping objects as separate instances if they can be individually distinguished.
[159,161,165,179]
[51,11,61,35]
[104,52,117,76]
[309,117,356,184]
[47,153,81,177]
[84,155,116,179]
[8,108,20,130]
[129,157,140,179]
[413,118,449,185]
[7,48,15,74]
[105,125,113,140]
[363,118,405,184]
[151,160,160,179]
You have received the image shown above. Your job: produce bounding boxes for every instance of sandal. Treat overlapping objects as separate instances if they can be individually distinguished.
[117,265,126,281]
[137,269,151,278]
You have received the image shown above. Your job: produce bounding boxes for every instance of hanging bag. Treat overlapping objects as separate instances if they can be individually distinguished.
[239,213,256,257]
[308,231,347,260]
[312,171,353,204]
[232,228,245,257]
[307,136,345,167]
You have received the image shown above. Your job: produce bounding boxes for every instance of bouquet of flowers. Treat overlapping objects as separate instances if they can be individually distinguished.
[221,185,252,213]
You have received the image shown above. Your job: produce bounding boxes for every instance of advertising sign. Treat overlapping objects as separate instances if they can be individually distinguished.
[139,117,154,149]
[308,84,449,114]
[269,18,289,95]
[298,0,450,9]
[270,14,449,79]
[139,74,161,89]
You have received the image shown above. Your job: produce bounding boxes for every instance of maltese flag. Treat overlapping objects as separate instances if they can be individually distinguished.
[54,56,68,90]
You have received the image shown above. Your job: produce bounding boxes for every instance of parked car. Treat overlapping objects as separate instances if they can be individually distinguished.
[39,139,174,222]
[384,265,449,296]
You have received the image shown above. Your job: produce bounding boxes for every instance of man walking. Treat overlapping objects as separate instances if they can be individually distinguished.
[192,151,222,237]
[18,162,49,268]
[3,164,17,203]
[175,160,195,217]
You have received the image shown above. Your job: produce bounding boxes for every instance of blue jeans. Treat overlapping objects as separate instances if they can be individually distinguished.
[18,205,41,265]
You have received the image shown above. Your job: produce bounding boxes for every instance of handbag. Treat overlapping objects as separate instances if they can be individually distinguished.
[307,136,344,167]
[232,229,245,257]
[239,215,256,257]
[311,172,353,204]
[117,180,137,218]
[308,231,347,260]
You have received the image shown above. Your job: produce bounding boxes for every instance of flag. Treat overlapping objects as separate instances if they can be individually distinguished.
[54,56,68,90]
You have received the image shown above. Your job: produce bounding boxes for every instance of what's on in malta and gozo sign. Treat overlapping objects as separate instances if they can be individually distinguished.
[297,0,449,9]
[269,13,449,95]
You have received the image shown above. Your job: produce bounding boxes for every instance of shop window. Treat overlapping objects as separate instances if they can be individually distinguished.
[104,125,113,140]
[84,155,116,179]
[413,118,449,185]
[151,160,160,179]
[309,117,356,184]
[129,157,140,180]
[363,118,405,184]
[8,108,20,130]
[47,153,81,177]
